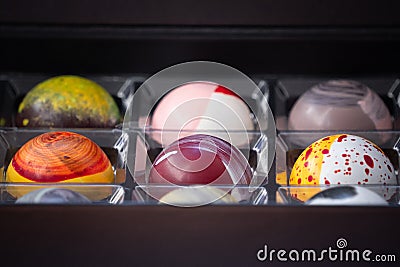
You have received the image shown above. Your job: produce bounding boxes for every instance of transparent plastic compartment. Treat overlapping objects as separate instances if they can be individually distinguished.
[131,185,268,205]
[269,76,399,131]
[0,183,125,204]
[124,127,272,205]
[126,86,273,183]
[278,185,400,206]
[276,131,400,186]
[122,62,277,206]
[0,128,127,203]
[0,73,146,128]
[130,129,270,185]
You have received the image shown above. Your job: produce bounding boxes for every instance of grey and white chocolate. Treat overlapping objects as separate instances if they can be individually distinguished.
[288,80,392,131]
[305,186,388,206]
[16,188,91,204]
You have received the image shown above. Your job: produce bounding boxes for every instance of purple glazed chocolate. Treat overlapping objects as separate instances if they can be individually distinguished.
[149,134,252,186]
[288,80,392,131]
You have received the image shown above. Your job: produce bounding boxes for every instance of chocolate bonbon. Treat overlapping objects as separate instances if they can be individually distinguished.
[17,75,120,128]
[159,186,237,206]
[151,82,254,146]
[290,134,396,186]
[7,131,114,184]
[149,134,252,186]
[306,186,388,206]
[16,188,91,204]
[288,80,392,131]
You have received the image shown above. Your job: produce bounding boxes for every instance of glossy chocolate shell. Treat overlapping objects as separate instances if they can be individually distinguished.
[17,75,120,128]
[6,131,114,184]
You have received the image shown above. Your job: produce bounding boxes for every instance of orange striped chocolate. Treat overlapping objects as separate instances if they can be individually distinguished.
[6,131,114,183]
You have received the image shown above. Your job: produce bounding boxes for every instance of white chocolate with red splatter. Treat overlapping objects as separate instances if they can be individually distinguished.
[290,134,396,186]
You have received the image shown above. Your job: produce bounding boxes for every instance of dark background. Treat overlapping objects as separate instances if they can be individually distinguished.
[1,0,400,75]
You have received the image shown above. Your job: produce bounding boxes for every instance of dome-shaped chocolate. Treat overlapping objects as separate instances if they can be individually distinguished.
[7,131,114,184]
[17,75,120,128]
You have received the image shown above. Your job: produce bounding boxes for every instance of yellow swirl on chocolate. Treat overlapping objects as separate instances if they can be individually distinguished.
[6,132,114,184]
[289,135,337,185]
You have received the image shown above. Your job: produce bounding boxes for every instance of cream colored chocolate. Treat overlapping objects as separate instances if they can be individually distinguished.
[159,186,237,206]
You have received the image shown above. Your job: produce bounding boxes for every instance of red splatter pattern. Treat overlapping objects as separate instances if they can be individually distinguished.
[305,148,312,160]
[289,134,396,187]
[363,155,374,168]
[337,134,347,142]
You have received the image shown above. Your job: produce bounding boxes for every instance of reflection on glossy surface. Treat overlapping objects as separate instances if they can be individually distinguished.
[149,134,252,186]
